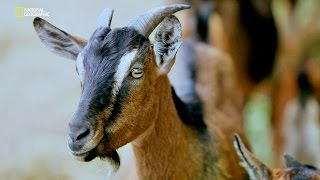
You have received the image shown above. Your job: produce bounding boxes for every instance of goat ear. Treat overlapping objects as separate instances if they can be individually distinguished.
[33,17,86,60]
[283,153,318,170]
[153,15,182,74]
[233,134,271,180]
[284,153,304,168]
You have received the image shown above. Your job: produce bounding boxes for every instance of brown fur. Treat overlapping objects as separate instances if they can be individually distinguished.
[210,0,251,101]
[195,43,249,147]
[271,0,320,167]
[170,39,251,178]
[178,0,252,103]
[195,43,251,179]
[179,0,278,109]
[111,45,247,179]
[271,169,320,180]
[131,75,238,179]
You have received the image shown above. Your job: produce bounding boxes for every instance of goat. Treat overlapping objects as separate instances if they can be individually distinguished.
[170,39,251,167]
[33,4,248,179]
[234,133,320,180]
[179,0,278,102]
[270,0,320,167]
[193,42,250,148]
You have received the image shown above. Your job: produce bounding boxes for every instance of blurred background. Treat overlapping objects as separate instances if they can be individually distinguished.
[0,0,319,179]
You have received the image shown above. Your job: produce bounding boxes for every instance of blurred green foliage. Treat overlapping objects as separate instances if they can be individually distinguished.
[244,93,274,167]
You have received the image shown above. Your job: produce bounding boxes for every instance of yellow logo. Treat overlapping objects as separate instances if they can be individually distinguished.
[15,6,50,18]
[16,6,25,18]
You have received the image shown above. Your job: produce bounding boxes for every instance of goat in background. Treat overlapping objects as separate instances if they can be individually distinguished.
[177,0,320,168]
[234,134,320,179]
[271,0,320,167]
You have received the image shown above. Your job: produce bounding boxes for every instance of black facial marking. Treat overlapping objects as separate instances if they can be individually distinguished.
[75,26,150,163]
[104,79,131,127]
[102,39,149,128]
[79,27,149,118]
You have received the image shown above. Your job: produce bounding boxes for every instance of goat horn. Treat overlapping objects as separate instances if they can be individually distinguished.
[96,8,114,28]
[127,4,190,37]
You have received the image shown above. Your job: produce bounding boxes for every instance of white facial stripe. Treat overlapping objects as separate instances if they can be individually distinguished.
[112,50,137,96]
[76,53,85,82]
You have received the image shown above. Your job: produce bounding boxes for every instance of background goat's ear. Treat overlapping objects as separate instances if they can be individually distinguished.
[33,17,86,60]
[283,153,318,170]
[233,134,271,180]
[154,15,182,74]
[284,153,304,168]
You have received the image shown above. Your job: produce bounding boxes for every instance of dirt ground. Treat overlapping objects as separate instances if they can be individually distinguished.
[0,0,163,179]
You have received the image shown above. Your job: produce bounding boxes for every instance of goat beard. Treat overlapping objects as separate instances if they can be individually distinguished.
[100,150,120,171]
[83,142,120,171]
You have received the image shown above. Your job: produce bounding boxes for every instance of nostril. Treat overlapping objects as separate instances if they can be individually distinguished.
[68,119,92,143]
[76,129,90,141]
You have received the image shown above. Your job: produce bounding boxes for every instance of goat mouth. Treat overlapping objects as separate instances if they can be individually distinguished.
[71,140,120,170]
[72,150,96,162]
[95,139,121,170]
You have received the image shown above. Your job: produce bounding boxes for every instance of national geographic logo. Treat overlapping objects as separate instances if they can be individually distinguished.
[16,6,50,18]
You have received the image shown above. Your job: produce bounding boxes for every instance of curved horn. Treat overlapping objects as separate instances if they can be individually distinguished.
[127,4,190,37]
[96,8,114,28]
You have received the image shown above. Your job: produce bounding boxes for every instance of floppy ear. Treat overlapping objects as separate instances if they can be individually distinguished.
[33,17,86,60]
[233,134,271,180]
[154,15,182,74]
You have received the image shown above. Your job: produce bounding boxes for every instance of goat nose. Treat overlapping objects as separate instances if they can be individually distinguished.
[68,121,92,143]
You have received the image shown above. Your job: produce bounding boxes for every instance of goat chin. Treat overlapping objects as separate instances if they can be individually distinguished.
[76,144,121,172]
[100,150,121,171]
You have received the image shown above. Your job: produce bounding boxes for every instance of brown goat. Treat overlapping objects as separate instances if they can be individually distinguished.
[33,5,248,179]
[179,0,278,103]
[169,40,249,145]
[234,134,320,180]
[170,40,251,178]
[194,42,249,147]
[271,0,320,167]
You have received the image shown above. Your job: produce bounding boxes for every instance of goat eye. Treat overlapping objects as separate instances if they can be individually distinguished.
[99,97,105,105]
[130,68,144,79]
